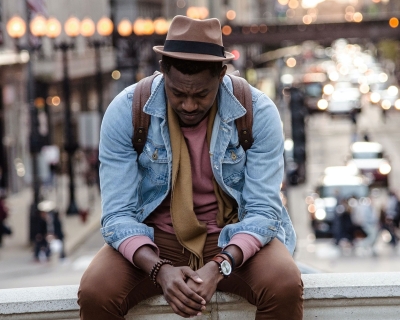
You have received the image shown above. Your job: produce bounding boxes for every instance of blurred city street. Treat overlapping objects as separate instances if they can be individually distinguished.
[0,175,102,289]
[1,0,400,295]
[2,95,400,290]
[291,99,400,273]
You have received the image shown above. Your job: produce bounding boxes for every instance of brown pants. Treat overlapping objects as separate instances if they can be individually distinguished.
[78,228,303,319]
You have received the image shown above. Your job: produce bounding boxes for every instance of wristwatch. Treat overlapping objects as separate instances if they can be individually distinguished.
[211,255,232,278]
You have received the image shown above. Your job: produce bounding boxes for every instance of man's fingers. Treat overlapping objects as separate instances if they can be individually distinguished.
[160,266,207,317]
[165,290,204,318]
[181,267,204,284]
[165,285,205,310]
[170,298,203,318]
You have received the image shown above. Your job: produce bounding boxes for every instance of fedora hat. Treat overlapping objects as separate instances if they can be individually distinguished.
[153,15,234,62]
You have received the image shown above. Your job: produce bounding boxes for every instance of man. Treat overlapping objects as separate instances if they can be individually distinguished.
[78,15,303,319]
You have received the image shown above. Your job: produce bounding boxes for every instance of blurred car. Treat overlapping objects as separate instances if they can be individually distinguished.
[301,72,327,114]
[306,168,370,238]
[326,82,361,115]
[323,165,360,177]
[346,142,391,187]
[369,85,400,112]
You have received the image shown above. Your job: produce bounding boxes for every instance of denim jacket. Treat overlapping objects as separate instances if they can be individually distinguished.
[99,75,296,255]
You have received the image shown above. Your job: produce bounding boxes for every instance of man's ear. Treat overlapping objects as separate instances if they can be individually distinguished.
[219,65,227,83]
[159,60,164,74]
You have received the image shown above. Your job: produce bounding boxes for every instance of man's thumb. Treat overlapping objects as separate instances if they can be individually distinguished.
[182,268,203,283]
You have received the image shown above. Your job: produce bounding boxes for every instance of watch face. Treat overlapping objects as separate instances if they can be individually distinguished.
[221,260,232,275]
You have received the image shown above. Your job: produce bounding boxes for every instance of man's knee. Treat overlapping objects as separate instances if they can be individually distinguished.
[78,269,122,316]
[78,276,106,310]
[274,263,303,300]
[257,260,303,305]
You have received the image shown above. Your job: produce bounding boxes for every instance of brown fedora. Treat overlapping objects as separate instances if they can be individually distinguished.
[153,15,235,62]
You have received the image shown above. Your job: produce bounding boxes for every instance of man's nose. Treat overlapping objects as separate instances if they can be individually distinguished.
[182,98,197,113]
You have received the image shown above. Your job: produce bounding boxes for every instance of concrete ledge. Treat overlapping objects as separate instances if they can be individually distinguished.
[1,273,400,319]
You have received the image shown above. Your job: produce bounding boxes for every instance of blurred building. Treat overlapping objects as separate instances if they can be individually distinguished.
[0,0,115,194]
[0,0,399,196]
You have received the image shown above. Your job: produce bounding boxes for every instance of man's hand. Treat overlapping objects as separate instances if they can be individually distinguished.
[156,264,207,318]
[186,261,224,304]
[185,245,243,307]
[133,245,206,318]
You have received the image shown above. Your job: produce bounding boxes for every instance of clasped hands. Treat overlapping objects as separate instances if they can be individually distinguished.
[156,261,223,318]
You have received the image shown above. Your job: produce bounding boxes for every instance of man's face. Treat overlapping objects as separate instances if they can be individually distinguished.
[162,64,226,127]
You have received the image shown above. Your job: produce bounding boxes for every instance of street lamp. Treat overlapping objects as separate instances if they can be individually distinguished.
[79,17,113,192]
[6,16,27,39]
[46,16,80,215]
[81,16,114,117]
[121,17,168,79]
[6,13,46,242]
[30,15,47,37]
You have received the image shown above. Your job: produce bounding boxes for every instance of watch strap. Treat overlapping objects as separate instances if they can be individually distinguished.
[219,251,235,270]
[211,255,231,278]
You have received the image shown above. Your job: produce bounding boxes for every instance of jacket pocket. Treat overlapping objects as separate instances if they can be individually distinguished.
[222,145,246,189]
[138,141,169,185]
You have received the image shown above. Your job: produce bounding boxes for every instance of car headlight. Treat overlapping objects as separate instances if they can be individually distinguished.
[370,92,380,104]
[315,209,326,220]
[317,99,328,110]
[381,99,391,110]
[395,99,400,110]
[323,84,334,95]
[379,163,391,175]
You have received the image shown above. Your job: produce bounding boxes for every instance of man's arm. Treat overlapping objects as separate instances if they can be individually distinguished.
[99,87,156,249]
[218,88,292,252]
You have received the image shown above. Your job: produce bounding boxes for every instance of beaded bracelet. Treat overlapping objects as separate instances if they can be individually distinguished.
[149,259,173,287]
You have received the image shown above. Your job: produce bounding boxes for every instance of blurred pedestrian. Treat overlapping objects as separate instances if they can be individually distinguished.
[51,210,66,259]
[386,190,400,224]
[362,131,370,142]
[0,191,12,247]
[381,108,387,123]
[32,209,50,262]
[334,198,356,246]
[351,197,379,256]
[382,190,400,247]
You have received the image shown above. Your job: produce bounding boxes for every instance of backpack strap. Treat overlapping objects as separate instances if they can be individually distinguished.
[131,73,160,154]
[228,74,254,151]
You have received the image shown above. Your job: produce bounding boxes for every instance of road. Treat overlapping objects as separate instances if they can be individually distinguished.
[291,99,400,273]
[1,100,400,289]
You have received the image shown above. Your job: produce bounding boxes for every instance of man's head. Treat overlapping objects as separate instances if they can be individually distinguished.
[153,15,234,127]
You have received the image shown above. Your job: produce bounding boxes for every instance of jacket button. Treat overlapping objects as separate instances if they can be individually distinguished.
[231,151,237,160]
[152,149,158,160]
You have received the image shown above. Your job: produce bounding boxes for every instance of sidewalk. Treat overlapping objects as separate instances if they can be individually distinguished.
[0,174,101,277]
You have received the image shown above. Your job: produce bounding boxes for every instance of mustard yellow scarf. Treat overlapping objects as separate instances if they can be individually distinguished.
[168,101,238,270]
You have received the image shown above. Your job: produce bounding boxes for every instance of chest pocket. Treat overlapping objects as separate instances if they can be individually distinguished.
[138,140,169,185]
[222,145,246,189]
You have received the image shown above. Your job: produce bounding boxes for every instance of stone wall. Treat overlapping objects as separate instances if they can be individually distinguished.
[1,273,400,319]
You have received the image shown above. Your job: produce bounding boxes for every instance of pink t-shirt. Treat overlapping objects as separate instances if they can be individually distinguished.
[119,116,261,267]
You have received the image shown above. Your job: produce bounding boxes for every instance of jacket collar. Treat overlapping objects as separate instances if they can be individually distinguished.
[143,74,247,122]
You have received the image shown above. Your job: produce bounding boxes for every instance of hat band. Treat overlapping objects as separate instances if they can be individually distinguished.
[163,40,225,58]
